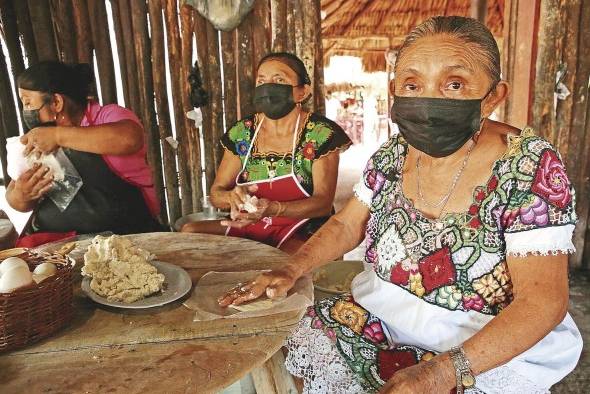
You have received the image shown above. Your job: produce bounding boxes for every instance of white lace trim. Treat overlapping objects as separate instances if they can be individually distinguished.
[285,316,366,394]
[476,365,549,394]
[353,179,372,208]
[285,316,552,394]
[505,224,575,257]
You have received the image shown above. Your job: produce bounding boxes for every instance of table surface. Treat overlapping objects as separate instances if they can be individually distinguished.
[0,233,310,394]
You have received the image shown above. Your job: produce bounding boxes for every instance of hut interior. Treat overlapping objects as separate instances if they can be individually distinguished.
[0,0,588,270]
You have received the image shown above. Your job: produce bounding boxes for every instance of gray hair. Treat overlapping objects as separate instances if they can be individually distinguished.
[395,16,501,86]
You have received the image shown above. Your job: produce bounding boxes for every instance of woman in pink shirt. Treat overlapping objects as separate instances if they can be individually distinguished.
[6,61,161,246]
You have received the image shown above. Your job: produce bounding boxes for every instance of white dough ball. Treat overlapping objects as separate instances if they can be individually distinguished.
[0,257,28,276]
[0,266,33,293]
[33,262,57,277]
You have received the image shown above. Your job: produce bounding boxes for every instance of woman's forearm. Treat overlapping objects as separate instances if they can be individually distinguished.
[210,185,232,210]
[57,120,143,155]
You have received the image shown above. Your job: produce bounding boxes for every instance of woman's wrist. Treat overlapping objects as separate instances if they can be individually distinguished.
[431,352,459,391]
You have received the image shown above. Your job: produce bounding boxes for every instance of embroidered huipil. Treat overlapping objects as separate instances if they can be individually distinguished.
[285,128,582,394]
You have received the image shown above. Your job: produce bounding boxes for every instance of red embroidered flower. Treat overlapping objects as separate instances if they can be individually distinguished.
[418,248,456,293]
[302,142,316,160]
[468,204,479,216]
[531,150,572,209]
[468,217,482,229]
[390,263,410,286]
[487,176,499,192]
[474,187,486,203]
[377,350,418,381]
[363,321,386,344]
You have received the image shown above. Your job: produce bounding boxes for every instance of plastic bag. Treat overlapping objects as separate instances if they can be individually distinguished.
[46,149,83,212]
[184,0,255,31]
[184,270,313,321]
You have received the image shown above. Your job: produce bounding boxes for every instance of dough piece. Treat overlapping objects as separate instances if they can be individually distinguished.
[242,195,258,213]
[230,295,286,312]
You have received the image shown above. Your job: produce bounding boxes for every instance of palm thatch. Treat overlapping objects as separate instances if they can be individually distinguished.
[322,0,505,72]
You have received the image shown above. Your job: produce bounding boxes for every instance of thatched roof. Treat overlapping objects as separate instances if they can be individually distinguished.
[322,0,505,72]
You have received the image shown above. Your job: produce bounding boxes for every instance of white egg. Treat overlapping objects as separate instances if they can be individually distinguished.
[0,266,33,293]
[0,257,28,276]
[33,274,52,284]
[33,262,57,277]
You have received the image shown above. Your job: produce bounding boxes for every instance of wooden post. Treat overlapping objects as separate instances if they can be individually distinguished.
[0,0,26,121]
[130,0,168,224]
[148,0,181,225]
[110,0,130,107]
[115,0,141,114]
[568,0,590,269]
[237,15,255,117]
[72,0,93,64]
[311,0,325,115]
[252,0,271,70]
[220,31,238,130]
[49,0,78,63]
[164,0,193,215]
[270,0,288,52]
[0,39,20,181]
[14,1,38,65]
[286,0,296,53]
[88,0,117,104]
[181,5,203,211]
[27,0,58,61]
[470,0,488,22]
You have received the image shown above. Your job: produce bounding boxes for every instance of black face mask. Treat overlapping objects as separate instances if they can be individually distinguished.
[22,100,54,130]
[253,83,296,120]
[391,95,486,157]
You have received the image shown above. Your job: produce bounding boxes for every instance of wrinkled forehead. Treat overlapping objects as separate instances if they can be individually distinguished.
[18,88,49,105]
[257,59,299,81]
[395,35,492,81]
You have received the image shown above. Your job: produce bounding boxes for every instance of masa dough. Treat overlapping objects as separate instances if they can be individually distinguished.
[82,235,165,303]
[229,295,286,312]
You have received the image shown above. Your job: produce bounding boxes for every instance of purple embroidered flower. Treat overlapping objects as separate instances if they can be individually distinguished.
[312,318,323,329]
[363,321,385,343]
[462,292,485,311]
[365,169,386,194]
[235,140,250,155]
[306,307,317,318]
[492,205,519,230]
[519,195,549,226]
[326,328,336,340]
[531,150,572,209]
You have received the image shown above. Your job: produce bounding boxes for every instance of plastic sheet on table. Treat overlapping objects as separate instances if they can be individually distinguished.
[184,270,313,322]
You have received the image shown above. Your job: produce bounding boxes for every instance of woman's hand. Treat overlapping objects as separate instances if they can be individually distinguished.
[228,184,259,219]
[221,198,273,228]
[21,127,60,155]
[217,264,303,307]
[378,355,454,394]
[12,164,54,203]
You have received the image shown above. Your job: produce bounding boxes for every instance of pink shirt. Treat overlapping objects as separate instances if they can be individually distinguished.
[80,101,160,217]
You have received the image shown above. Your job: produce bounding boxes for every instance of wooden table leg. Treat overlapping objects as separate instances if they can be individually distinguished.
[251,350,298,394]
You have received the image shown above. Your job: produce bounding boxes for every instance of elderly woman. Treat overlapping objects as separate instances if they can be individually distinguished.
[7,61,161,246]
[182,52,351,254]
[219,17,582,393]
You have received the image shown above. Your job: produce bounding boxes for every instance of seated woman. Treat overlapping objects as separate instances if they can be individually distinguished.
[219,17,582,393]
[7,61,161,247]
[182,52,351,254]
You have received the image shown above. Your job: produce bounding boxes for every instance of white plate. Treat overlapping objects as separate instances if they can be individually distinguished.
[81,260,192,309]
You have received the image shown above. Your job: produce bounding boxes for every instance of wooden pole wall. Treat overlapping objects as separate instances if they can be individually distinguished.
[88,0,117,104]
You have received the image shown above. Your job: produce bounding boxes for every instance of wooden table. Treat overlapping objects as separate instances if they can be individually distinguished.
[0,233,309,394]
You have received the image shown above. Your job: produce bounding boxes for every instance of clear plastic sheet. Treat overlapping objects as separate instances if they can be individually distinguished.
[46,149,83,212]
[184,270,313,321]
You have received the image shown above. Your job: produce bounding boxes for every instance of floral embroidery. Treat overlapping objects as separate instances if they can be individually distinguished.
[531,149,572,209]
[363,321,386,344]
[363,129,575,315]
[330,300,368,335]
[377,350,417,381]
[302,142,316,160]
[235,140,249,155]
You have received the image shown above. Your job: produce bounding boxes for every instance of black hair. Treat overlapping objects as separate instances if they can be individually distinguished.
[17,61,94,107]
[257,52,312,86]
[395,16,501,86]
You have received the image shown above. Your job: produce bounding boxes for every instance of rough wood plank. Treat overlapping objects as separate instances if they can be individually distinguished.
[0,0,26,122]
[49,0,78,63]
[13,0,38,65]
[286,0,297,53]
[181,5,203,212]
[71,0,93,64]
[237,14,255,117]
[27,0,58,61]
[88,0,117,104]
[251,351,298,394]
[163,0,193,215]
[115,0,141,113]
[0,39,17,180]
[205,21,224,181]
[109,0,130,106]
[221,31,238,130]
[311,0,325,115]
[130,0,168,225]
[148,0,181,225]
[270,0,288,51]
[252,0,271,72]
[0,336,288,394]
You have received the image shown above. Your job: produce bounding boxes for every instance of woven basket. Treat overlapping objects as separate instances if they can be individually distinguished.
[0,249,75,352]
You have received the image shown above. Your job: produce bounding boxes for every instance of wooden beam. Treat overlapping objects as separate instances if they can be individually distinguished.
[0,0,26,123]
[237,13,255,117]
[311,0,325,115]
[220,31,238,131]
[270,0,288,51]
[470,0,488,22]
[0,39,19,181]
[115,0,141,114]
[109,0,130,107]
[130,0,167,224]
[252,0,271,68]
[14,1,38,65]
[71,0,93,64]
[88,0,117,104]
[49,0,78,63]
[163,0,192,215]
[28,0,58,61]
[148,0,181,225]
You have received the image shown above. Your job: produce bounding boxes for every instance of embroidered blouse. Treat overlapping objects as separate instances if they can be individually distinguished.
[354,128,577,315]
[220,112,351,195]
